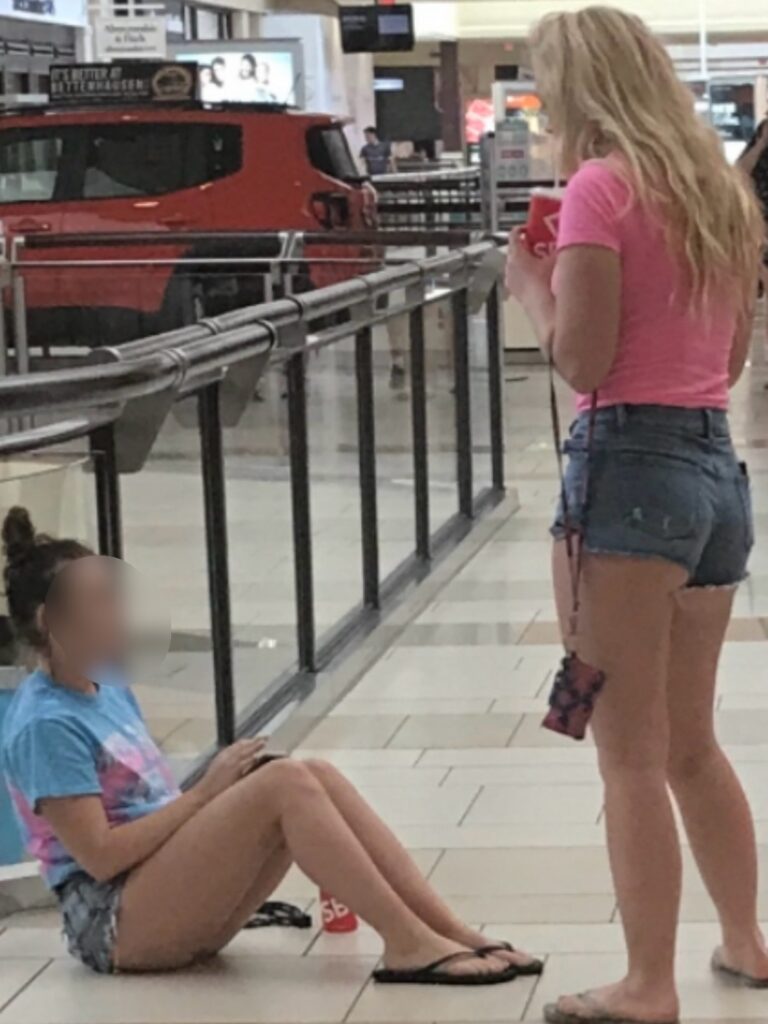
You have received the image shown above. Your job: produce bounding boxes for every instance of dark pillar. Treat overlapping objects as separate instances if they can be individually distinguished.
[439,40,462,152]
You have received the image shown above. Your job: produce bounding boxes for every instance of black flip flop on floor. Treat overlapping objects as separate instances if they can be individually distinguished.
[373,950,519,986]
[475,940,545,976]
[712,951,768,988]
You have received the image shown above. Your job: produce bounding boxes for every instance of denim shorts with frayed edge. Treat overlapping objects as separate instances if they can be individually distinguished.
[56,871,125,974]
[551,404,754,588]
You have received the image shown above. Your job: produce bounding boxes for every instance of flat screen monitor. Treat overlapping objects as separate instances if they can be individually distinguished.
[340,4,414,55]
[172,40,305,108]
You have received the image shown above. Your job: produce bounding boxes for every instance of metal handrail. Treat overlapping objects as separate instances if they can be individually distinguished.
[0,240,497,444]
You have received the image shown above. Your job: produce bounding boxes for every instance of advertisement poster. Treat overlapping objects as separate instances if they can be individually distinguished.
[182,49,299,106]
[50,63,196,107]
[0,0,86,26]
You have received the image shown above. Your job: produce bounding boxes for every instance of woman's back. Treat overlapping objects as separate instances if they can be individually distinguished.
[556,158,738,412]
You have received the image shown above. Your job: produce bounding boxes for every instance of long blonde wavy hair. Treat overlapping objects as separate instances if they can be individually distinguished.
[529,6,764,313]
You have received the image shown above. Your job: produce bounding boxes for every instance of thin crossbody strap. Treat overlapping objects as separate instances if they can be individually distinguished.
[549,360,597,644]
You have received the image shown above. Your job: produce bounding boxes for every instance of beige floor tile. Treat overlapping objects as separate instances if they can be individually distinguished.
[525,950,768,1021]
[430,848,612,896]
[219,926,318,958]
[0,928,65,958]
[491,922,725,957]
[331,767,448,790]
[394,823,605,850]
[716,710,768,746]
[444,765,601,786]
[301,716,406,750]
[1,911,61,931]
[0,960,49,1011]
[348,972,537,1022]
[295,749,423,768]
[0,957,375,1024]
[447,894,616,924]
[464,784,603,826]
[389,715,522,749]
[332,698,493,717]
[352,784,480,826]
[419,748,599,768]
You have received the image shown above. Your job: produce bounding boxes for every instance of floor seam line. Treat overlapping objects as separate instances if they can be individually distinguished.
[0,956,53,1016]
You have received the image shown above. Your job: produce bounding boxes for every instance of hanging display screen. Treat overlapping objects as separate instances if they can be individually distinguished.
[340,4,414,54]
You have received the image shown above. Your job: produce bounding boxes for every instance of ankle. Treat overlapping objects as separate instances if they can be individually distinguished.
[721,926,767,957]
[623,970,677,1003]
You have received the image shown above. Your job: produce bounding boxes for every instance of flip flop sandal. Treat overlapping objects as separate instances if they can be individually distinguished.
[243,901,313,930]
[544,992,679,1024]
[711,950,768,988]
[373,950,519,986]
[475,940,544,976]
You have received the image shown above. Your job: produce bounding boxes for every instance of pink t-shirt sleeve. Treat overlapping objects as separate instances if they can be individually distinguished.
[557,160,627,255]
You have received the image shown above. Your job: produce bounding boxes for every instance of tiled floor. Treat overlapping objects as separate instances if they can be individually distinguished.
[4,312,768,1022]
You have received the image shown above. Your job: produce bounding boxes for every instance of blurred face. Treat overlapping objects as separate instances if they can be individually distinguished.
[46,557,126,671]
[211,60,225,86]
[240,56,255,80]
[365,130,377,145]
[44,557,170,678]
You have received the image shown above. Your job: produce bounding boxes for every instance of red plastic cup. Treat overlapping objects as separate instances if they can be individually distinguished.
[524,187,564,258]
[320,890,359,933]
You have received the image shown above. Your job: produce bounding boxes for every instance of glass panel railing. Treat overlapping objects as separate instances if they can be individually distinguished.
[425,296,460,537]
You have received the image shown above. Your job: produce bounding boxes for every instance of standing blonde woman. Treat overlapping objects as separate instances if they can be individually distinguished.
[506,7,766,1024]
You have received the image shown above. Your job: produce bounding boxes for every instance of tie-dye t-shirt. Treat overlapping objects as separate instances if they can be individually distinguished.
[1,669,180,889]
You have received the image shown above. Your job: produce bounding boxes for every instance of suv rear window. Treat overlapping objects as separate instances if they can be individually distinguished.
[0,122,242,203]
[83,123,242,199]
[0,129,66,203]
[307,126,361,183]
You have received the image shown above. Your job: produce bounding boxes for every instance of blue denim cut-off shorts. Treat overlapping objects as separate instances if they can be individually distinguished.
[56,872,125,974]
[551,405,754,587]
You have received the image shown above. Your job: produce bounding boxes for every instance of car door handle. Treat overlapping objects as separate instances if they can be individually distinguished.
[8,219,51,233]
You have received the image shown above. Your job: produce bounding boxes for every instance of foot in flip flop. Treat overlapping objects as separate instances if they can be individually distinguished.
[450,927,544,975]
[712,944,768,987]
[543,982,679,1024]
[374,936,519,987]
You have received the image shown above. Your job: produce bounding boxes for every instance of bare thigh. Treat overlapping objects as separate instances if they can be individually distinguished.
[116,767,292,971]
[552,544,687,759]
[666,586,735,763]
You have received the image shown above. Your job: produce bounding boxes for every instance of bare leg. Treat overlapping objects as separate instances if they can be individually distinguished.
[666,586,768,978]
[303,758,538,968]
[116,759,504,977]
[550,546,685,1023]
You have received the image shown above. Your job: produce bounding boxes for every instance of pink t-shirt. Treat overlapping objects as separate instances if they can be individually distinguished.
[555,158,737,412]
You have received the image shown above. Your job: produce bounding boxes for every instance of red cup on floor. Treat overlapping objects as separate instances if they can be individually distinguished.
[320,891,359,933]
[524,187,564,258]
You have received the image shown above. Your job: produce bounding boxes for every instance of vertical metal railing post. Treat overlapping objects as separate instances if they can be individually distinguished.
[452,287,474,517]
[90,424,123,560]
[355,326,380,608]
[197,381,236,747]
[286,351,317,671]
[409,302,430,560]
[486,282,505,491]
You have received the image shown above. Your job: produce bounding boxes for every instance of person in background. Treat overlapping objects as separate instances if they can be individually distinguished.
[0,507,542,984]
[737,119,768,365]
[360,126,393,177]
[506,7,765,1024]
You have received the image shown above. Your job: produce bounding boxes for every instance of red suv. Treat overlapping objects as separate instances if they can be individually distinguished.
[0,104,377,346]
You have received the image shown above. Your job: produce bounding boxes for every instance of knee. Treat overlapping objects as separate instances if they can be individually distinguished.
[667,738,721,787]
[257,757,324,802]
[597,744,668,788]
[302,758,343,786]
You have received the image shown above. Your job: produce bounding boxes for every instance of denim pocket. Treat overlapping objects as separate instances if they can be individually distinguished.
[592,450,702,542]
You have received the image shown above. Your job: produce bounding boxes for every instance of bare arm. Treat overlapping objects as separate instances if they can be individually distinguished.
[41,789,208,883]
[737,131,768,178]
[509,238,621,393]
[40,738,266,882]
[729,306,757,387]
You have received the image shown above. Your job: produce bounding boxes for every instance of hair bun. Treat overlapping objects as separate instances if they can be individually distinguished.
[2,506,37,566]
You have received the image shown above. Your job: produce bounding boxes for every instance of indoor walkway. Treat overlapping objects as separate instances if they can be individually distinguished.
[3,349,768,1023]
